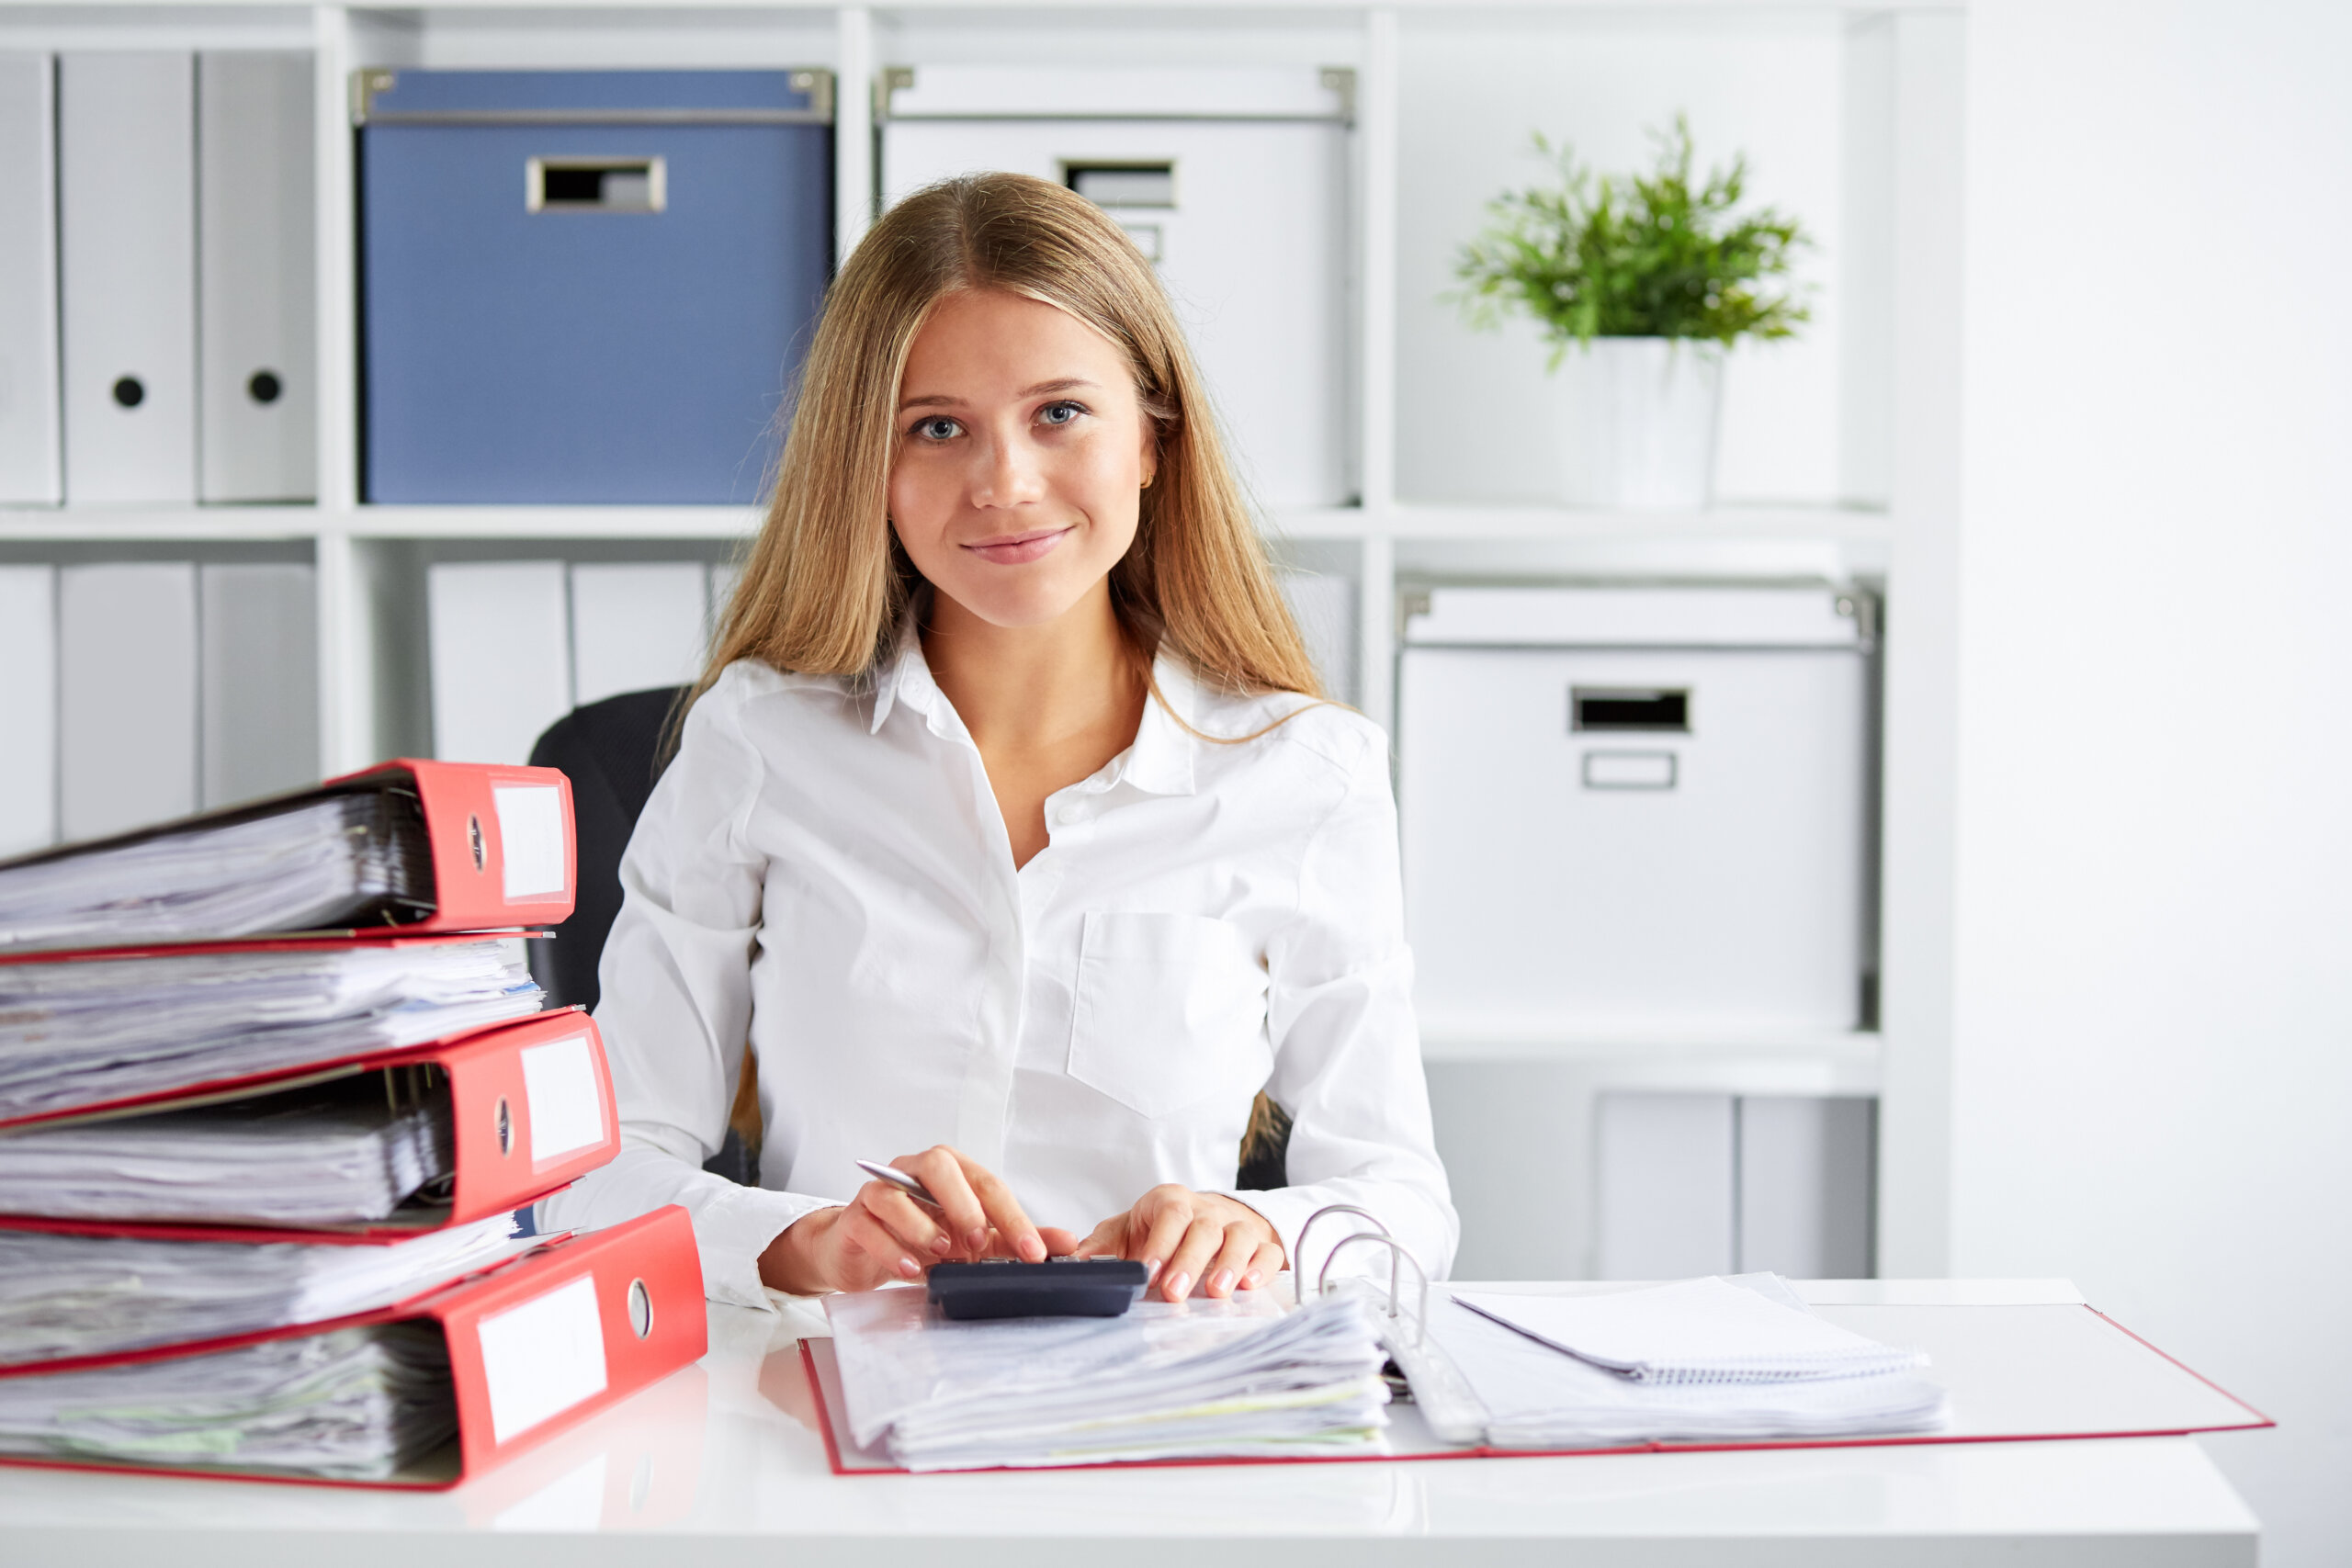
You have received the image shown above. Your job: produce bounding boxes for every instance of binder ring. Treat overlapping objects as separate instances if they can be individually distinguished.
[1318,1233,1431,1348]
[1295,1204,1391,1306]
[627,1278,654,1339]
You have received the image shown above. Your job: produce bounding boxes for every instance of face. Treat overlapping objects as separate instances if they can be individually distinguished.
[888,288,1158,630]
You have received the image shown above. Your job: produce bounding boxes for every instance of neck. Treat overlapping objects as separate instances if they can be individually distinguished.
[920,581,1144,755]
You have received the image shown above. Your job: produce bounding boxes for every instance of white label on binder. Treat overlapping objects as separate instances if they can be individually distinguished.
[477,1273,608,1445]
[493,784,567,898]
[521,1032,606,1163]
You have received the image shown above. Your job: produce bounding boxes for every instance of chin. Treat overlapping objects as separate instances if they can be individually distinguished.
[940,577,1093,630]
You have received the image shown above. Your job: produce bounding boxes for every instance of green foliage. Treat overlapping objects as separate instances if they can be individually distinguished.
[1453,118,1811,360]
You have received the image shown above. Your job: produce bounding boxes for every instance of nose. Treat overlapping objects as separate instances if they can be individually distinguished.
[969,427,1046,510]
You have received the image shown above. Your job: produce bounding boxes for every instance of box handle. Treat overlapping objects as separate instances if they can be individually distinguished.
[527,156,667,214]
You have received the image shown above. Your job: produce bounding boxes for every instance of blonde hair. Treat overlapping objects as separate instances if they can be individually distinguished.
[695,171,1323,708]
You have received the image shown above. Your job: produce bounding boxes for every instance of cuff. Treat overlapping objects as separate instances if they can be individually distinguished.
[694,1185,836,1310]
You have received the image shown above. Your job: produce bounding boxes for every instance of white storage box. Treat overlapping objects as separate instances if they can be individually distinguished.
[1399,585,1873,1035]
[878,66,1352,509]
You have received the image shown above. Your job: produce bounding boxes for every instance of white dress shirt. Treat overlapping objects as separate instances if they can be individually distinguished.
[541,634,1457,1308]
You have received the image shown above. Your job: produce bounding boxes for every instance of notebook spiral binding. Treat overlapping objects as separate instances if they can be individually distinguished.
[1298,1203,1492,1445]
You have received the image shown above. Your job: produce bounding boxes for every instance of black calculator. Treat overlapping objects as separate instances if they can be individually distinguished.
[925,1258,1150,1321]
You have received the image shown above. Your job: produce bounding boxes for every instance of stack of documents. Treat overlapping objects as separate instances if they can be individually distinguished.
[0,790,433,954]
[0,1213,529,1366]
[0,1080,450,1227]
[0,1323,458,1481]
[827,1289,1389,1472]
[0,760,638,1486]
[1389,1276,1950,1449]
[0,937,540,1122]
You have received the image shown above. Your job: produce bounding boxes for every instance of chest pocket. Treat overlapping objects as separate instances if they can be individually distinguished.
[1068,912,1272,1120]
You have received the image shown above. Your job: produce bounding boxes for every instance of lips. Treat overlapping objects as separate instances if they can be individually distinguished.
[960,525,1074,566]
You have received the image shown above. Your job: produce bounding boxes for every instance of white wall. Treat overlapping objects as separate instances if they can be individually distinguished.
[1955,4,2352,1562]
[1396,11,1847,505]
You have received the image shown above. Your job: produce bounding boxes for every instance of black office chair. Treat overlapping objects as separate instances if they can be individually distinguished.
[526,682,1287,1191]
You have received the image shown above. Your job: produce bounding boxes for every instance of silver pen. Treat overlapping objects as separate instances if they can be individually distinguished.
[854,1157,943,1208]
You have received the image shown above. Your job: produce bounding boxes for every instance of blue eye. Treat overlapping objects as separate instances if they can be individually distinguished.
[1039,400,1085,427]
[913,416,961,441]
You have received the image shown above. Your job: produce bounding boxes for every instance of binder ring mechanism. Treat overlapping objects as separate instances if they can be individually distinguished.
[1297,1204,1430,1349]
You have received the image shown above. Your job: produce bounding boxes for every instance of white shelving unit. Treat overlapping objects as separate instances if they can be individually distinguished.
[0,0,1965,1276]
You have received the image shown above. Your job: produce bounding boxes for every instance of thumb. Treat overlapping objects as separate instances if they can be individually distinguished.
[1069,1215,1127,1259]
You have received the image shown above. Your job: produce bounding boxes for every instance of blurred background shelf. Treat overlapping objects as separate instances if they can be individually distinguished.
[0,0,1962,1292]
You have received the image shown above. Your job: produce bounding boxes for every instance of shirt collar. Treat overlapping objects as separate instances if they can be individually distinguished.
[868,615,1201,799]
[865,602,933,736]
[1120,650,1201,797]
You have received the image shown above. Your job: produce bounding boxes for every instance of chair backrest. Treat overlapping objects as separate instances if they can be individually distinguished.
[526,685,688,1012]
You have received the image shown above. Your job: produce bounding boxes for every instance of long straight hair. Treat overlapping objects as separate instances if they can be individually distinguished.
[693,171,1323,708]
[694,174,1319,1176]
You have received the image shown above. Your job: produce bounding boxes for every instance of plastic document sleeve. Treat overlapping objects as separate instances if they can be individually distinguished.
[0,1009,617,1225]
[0,1205,705,1490]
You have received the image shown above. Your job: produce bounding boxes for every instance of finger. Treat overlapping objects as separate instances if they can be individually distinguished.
[1135,1187,1194,1283]
[862,1184,951,1258]
[1036,1225,1082,1258]
[1069,1215,1127,1259]
[952,1150,1046,1264]
[837,1201,923,1283]
[1161,1215,1227,1303]
[899,1147,989,1260]
[1240,1241,1284,1293]
[1203,1226,1259,1299]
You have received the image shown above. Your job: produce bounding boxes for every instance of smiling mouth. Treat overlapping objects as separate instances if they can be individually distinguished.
[961,525,1074,565]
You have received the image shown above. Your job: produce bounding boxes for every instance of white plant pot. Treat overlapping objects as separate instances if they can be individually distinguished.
[1554,337,1724,509]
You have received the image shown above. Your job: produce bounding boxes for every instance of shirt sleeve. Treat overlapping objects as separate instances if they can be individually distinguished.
[536,672,831,1309]
[1215,724,1462,1290]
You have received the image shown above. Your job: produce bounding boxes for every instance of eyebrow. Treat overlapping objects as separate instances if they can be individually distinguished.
[897,377,1103,413]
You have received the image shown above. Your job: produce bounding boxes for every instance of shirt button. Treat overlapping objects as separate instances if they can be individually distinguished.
[1055,803,1084,828]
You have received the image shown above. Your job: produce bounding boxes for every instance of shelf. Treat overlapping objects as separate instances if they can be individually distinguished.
[1418,1026,1883,1093]
[0,506,323,542]
[2,502,1883,547]
[1272,502,1893,542]
[344,506,764,541]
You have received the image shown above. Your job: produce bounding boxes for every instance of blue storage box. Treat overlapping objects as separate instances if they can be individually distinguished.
[357,70,832,503]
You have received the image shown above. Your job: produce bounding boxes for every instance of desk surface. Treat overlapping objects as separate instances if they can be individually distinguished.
[0,1280,2261,1568]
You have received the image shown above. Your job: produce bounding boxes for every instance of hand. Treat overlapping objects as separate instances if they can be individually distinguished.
[1071,1185,1284,1303]
[758,1145,1080,1295]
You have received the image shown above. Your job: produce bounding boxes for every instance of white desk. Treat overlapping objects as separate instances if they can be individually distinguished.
[0,1280,2260,1568]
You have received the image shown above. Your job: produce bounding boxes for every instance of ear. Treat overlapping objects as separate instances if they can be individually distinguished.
[1138,422,1160,490]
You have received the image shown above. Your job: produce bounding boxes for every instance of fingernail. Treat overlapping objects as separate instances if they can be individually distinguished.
[1018,1234,1046,1263]
[967,1227,989,1254]
[1243,1270,1263,1291]
[1166,1272,1190,1301]
[898,1257,921,1279]
[1210,1269,1235,1296]
[930,1235,953,1255]
[1144,1258,1162,1281]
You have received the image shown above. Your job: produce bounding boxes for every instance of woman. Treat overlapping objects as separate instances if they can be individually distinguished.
[545,173,1454,1307]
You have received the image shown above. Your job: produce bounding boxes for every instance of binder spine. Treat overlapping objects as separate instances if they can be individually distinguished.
[0,54,61,505]
[443,1012,617,1224]
[436,1205,704,1475]
[331,759,577,930]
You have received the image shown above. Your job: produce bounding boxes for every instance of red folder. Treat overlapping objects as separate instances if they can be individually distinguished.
[328,758,577,934]
[0,758,576,948]
[0,1205,706,1489]
[0,1008,616,1229]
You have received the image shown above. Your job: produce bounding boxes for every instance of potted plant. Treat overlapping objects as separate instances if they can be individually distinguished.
[1453,118,1810,508]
